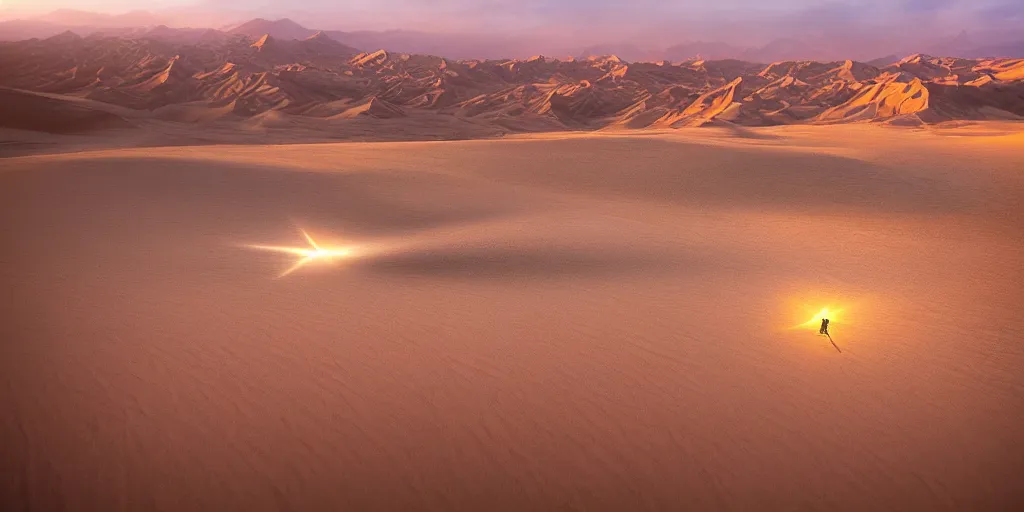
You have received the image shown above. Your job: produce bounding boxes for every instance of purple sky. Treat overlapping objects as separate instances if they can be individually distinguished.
[2,1,1020,55]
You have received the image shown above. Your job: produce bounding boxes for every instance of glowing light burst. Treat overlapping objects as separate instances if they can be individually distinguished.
[245,229,355,277]
[793,306,845,331]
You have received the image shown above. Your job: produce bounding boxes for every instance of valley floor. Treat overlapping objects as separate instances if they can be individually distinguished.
[1,125,1022,510]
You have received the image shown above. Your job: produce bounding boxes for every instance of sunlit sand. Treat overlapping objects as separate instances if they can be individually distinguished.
[1,124,1022,510]
[245,229,357,277]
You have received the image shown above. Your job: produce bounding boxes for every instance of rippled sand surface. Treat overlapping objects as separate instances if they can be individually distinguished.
[2,125,1022,510]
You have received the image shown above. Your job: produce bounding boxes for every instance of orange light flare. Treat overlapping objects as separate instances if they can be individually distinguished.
[244,228,359,278]
[791,306,846,333]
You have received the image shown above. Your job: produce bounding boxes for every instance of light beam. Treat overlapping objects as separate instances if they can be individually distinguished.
[245,228,354,278]
[794,307,844,331]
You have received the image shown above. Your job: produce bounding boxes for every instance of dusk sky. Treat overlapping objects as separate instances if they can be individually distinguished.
[1,1,1021,49]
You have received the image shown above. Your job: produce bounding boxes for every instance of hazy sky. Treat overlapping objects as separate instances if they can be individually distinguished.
[1,0,1020,47]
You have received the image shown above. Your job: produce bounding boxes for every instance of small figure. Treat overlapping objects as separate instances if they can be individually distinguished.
[819,318,830,335]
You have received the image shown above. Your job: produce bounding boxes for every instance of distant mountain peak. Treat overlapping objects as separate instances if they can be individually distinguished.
[305,31,330,42]
[251,34,274,50]
[230,18,315,41]
[43,30,82,43]
[899,53,934,64]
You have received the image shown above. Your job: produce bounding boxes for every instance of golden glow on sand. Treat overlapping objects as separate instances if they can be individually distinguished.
[793,306,845,331]
[246,229,355,277]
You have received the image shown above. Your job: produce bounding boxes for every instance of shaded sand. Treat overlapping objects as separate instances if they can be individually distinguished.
[1,125,1023,510]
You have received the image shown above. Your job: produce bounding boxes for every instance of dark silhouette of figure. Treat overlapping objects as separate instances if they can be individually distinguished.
[820,318,839,352]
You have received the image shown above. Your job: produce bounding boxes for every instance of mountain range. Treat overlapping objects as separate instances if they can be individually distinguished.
[1,17,1022,139]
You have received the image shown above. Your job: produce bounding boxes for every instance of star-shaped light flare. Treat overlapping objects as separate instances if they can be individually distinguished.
[246,229,354,277]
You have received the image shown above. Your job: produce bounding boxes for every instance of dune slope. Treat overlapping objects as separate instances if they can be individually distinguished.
[1,125,1022,510]
[0,88,132,134]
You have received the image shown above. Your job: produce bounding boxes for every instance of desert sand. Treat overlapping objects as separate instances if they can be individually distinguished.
[1,124,1023,510]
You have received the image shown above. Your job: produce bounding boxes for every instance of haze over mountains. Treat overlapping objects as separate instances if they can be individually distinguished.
[1,11,1023,142]
[2,6,1024,62]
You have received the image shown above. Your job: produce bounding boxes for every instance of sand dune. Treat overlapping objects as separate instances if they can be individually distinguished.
[332,97,406,119]
[0,88,133,134]
[1,125,1022,510]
